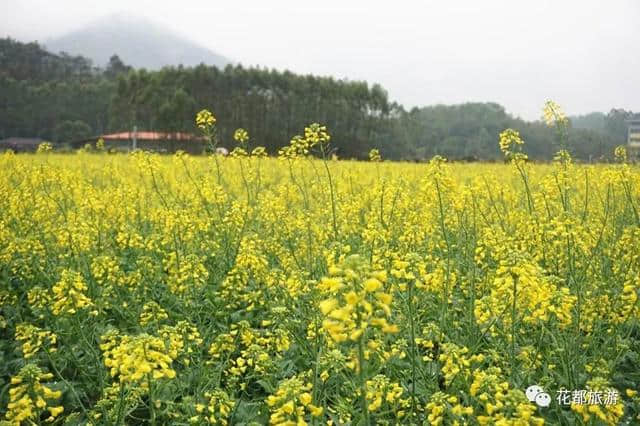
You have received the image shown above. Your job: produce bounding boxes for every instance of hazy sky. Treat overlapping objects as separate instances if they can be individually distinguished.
[2,0,639,120]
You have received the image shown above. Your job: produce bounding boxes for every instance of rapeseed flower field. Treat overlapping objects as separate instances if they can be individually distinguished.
[0,107,639,425]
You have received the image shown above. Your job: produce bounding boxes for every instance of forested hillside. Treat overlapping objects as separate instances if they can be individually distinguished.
[0,38,633,160]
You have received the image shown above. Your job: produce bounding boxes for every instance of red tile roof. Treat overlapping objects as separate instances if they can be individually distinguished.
[101,131,202,141]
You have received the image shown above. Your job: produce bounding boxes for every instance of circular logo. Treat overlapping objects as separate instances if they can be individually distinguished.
[526,385,544,402]
[535,392,552,407]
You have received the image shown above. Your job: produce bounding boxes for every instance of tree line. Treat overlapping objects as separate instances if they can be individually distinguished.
[0,37,634,161]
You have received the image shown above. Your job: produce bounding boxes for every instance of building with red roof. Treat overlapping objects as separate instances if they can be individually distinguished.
[80,130,206,153]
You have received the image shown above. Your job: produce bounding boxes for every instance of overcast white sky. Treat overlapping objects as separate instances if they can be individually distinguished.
[2,0,639,120]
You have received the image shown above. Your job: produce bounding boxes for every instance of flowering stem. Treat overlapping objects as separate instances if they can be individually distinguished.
[407,279,417,418]
[620,168,640,226]
[116,381,126,424]
[311,314,321,426]
[180,156,214,220]
[238,156,252,204]
[511,274,518,381]
[434,177,451,327]
[203,127,223,186]
[212,152,223,186]
[357,335,370,425]
[514,162,535,218]
[320,145,338,240]
[148,374,157,426]
[581,169,590,223]
[45,349,90,420]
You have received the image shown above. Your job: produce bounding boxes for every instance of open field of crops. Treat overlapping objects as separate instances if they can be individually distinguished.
[1,118,640,425]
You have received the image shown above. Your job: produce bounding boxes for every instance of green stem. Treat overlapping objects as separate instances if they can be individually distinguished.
[45,349,90,420]
[357,335,370,425]
[434,177,451,327]
[511,274,518,381]
[148,374,157,426]
[407,279,417,418]
[321,146,338,240]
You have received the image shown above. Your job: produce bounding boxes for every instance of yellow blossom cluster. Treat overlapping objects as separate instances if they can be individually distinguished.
[438,343,485,386]
[498,128,528,162]
[100,330,178,385]
[51,269,93,316]
[202,390,235,425]
[196,109,216,130]
[278,123,331,159]
[571,377,625,424]
[139,301,169,326]
[303,123,331,148]
[14,323,57,358]
[158,320,203,365]
[474,248,576,333]
[614,145,628,162]
[36,141,53,154]
[319,254,397,343]
[470,367,544,425]
[163,252,209,295]
[542,100,568,127]
[207,321,291,391]
[364,374,409,415]
[266,375,323,425]
[426,391,474,425]
[368,148,382,162]
[233,128,249,144]
[5,365,63,425]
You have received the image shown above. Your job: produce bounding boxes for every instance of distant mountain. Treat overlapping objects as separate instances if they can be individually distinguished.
[44,13,229,70]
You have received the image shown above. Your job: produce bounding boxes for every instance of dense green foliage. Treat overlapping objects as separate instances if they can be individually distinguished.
[0,38,634,160]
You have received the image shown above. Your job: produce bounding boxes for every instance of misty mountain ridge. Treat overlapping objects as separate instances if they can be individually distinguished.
[44,13,229,70]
